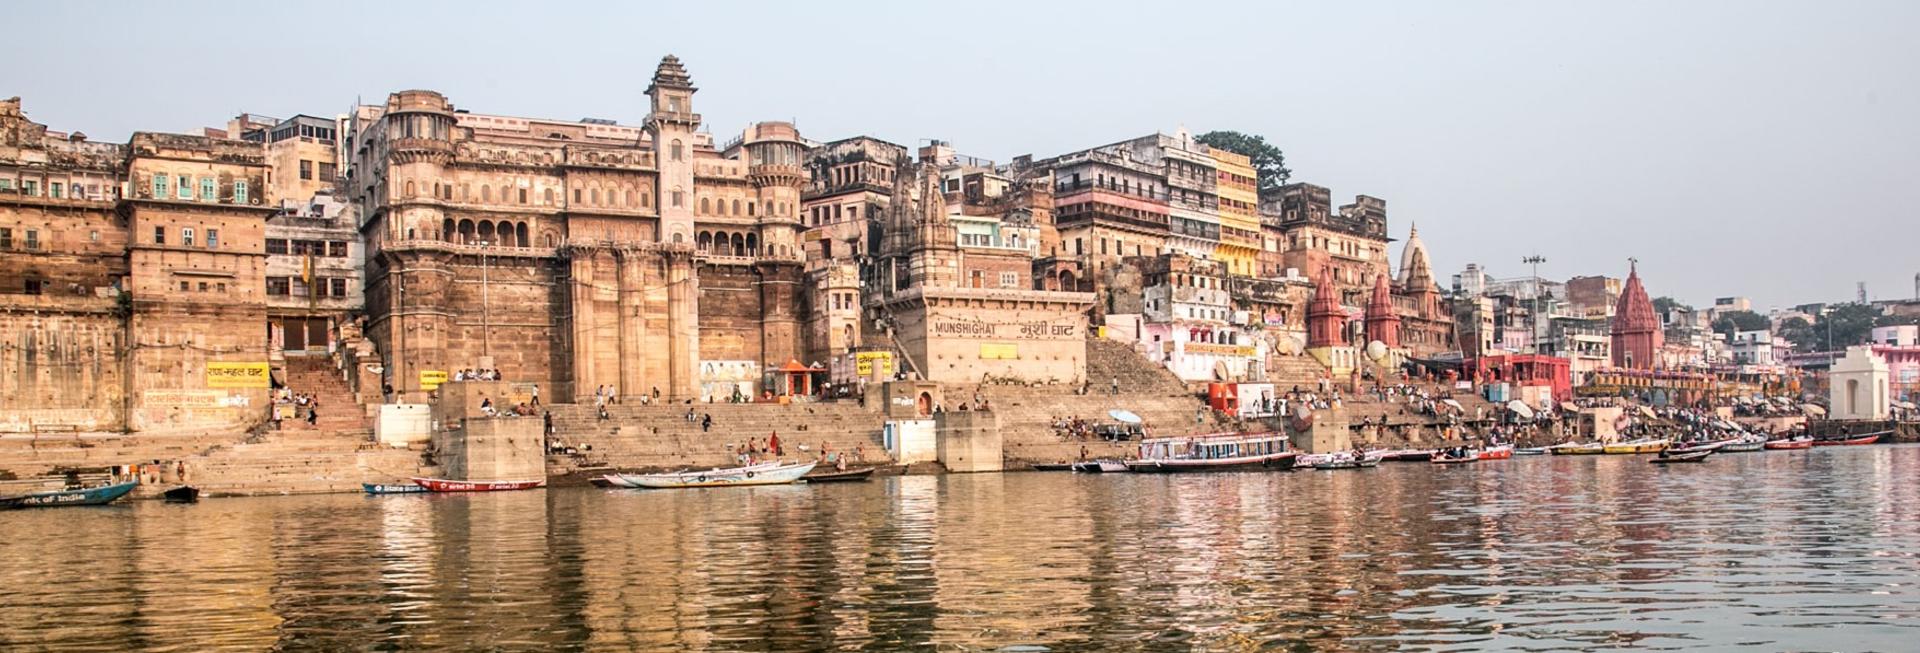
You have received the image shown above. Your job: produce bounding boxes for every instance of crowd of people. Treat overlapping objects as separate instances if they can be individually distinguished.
[453,369,503,382]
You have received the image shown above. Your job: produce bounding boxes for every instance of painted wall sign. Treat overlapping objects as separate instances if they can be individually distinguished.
[205,362,270,388]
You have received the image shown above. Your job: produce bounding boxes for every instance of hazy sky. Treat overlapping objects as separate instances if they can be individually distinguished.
[7,1,1916,310]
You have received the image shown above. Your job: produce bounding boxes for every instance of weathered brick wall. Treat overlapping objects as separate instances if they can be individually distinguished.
[0,308,126,432]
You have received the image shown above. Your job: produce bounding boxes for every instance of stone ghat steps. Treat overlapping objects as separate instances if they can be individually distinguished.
[189,448,430,497]
[280,356,368,429]
[979,386,1228,465]
[1266,354,1332,389]
[546,402,889,470]
[1085,338,1192,397]
[0,432,253,477]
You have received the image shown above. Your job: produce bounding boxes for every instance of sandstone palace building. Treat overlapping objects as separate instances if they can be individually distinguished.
[1,55,1457,435]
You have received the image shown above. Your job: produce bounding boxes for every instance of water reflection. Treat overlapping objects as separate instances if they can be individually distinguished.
[4,447,1920,651]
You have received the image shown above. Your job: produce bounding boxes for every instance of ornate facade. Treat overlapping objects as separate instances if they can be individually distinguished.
[348,56,809,402]
[1610,261,1662,370]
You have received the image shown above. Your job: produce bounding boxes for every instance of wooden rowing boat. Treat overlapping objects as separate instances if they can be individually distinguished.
[1514,447,1551,456]
[1603,439,1669,455]
[410,477,546,492]
[1668,439,1732,455]
[1374,449,1435,462]
[1030,463,1074,472]
[1764,437,1814,450]
[616,461,817,489]
[162,486,200,503]
[363,483,430,494]
[0,481,139,509]
[1551,443,1606,455]
[1721,435,1767,453]
[1813,432,1885,447]
[805,466,877,483]
[1430,454,1479,465]
[1651,450,1713,464]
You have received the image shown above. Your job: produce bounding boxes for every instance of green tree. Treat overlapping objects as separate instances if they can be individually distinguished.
[1777,316,1816,351]
[1194,131,1292,197]
[1652,296,1691,315]
[1815,303,1883,351]
[1712,310,1770,338]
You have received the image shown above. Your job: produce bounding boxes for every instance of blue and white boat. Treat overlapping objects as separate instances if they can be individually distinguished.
[615,460,816,489]
[362,483,429,494]
[1,481,139,508]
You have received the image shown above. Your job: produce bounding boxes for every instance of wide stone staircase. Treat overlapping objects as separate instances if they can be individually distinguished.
[280,355,369,431]
[183,427,430,497]
[546,401,892,472]
[980,338,1228,465]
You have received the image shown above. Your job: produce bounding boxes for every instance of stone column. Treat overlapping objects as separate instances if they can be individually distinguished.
[665,250,697,399]
[615,248,645,401]
[568,249,597,401]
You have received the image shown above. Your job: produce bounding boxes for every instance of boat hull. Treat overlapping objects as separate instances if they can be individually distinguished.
[1478,446,1514,460]
[162,486,200,503]
[619,461,817,489]
[1765,438,1814,450]
[363,483,430,494]
[1552,444,1606,455]
[410,477,546,492]
[1813,434,1883,446]
[1125,453,1298,473]
[805,467,877,483]
[1603,440,1670,455]
[1,481,139,508]
[1030,463,1073,472]
[1652,451,1714,464]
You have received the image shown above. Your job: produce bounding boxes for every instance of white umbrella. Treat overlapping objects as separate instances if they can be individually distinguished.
[1109,409,1143,424]
[1801,404,1827,417]
[1442,399,1464,411]
[1506,400,1535,419]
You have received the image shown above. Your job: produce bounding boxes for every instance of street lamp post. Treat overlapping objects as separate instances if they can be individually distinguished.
[1523,255,1546,355]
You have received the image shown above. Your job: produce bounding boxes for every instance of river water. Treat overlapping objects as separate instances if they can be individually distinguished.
[5,446,1920,651]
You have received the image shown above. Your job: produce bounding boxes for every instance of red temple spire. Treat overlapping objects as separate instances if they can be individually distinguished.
[1610,259,1663,369]
[1364,272,1401,348]
[1308,267,1347,348]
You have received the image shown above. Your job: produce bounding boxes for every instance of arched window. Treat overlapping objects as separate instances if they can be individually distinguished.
[458,219,475,243]
[671,233,683,244]
[481,185,492,202]
[478,221,495,243]
[517,222,529,247]
[747,201,756,216]
[404,180,416,197]
[698,231,712,251]
[544,233,555,247]
[732,199,742,216]
[518,188,527,204]
[442,218,454,241]
[672,190,683,208]
[670,139,684,161]
[591,188,600,205]
[641,189,651,208]
[700,197,710,214]
[731,233,745,256]
[745,233,758,256]
[626,190,635,207]
[544,188,554,204]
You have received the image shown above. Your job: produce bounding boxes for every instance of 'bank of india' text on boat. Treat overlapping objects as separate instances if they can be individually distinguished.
[0,481,139,509]
[616,460,817,489]
[364,483,430,494]
[1125,432,1296,473]
[410,477,547,492]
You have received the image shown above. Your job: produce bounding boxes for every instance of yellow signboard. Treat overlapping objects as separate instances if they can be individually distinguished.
[980,343,1019,360]
[420,370,449,390]
[854,351,894,376]
[206,362,271,388]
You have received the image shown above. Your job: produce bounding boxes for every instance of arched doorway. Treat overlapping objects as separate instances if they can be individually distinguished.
[917,392,933,417]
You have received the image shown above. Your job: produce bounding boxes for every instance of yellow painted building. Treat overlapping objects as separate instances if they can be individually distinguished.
[1211,149,1261,277]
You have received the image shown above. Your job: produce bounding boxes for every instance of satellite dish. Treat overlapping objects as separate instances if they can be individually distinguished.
[1366,340,1388,360]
